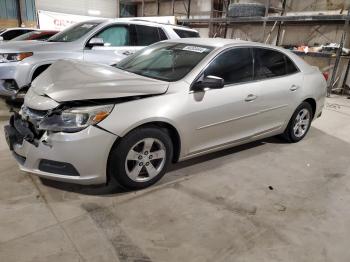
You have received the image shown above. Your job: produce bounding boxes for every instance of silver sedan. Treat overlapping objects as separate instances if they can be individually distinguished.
[4,38,326,190]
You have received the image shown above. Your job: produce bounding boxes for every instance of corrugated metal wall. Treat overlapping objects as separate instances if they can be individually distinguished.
[0,0,37,28]
[0,0,19,20]
[36,0,118,18]
[1,0,118,29]
[0,0,19,28]
[21,0,36,21]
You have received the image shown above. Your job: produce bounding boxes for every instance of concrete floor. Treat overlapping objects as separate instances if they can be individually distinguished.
[0,95,350,262]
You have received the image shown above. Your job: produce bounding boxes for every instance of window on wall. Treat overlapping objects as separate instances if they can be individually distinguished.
[204,48,254,85]
[96,25,130,47]
[120,3,137,17]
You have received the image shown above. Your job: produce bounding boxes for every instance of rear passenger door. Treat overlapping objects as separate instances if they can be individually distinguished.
[252,47,302,134]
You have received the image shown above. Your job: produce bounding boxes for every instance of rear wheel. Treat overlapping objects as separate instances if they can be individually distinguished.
[107,127,173,190]
[282,102,313,143]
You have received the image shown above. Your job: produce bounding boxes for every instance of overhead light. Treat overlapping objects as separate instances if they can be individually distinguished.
[88,10,101,16]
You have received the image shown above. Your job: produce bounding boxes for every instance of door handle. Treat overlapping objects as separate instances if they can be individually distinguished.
[122,50,134,56]
[290,85,300,91]
[245,94,257,102]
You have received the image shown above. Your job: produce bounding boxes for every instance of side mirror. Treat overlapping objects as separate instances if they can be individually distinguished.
[0,36,3,41]
[88,37,104,47]
[192,75,224,91]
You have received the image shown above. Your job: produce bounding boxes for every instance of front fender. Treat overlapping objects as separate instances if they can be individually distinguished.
[99,115,183,140]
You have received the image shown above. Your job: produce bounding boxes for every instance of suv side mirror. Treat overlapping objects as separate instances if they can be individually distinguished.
[192,75,224,91]
[0,36,3,41]
[88,37,104,47]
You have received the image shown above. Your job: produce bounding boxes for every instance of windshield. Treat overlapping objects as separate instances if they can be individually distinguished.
[48,22,100,42]
[116,42,213,82]
[10,31,36,41]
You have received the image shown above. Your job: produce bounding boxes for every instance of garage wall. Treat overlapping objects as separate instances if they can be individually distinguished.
[0,0,37,28]
[0,0,19,28]
[136,0,211,17]
[35,0,118,18]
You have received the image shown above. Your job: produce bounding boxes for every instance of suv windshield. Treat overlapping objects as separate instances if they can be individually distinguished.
[10,31,36,41]
[48,22,100,42]
[116,42,213,82]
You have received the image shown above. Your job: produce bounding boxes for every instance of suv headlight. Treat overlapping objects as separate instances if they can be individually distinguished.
[39,105,114,133]
[0,52,33,63]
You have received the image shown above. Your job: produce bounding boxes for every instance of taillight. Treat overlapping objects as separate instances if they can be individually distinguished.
[322,72,329,81]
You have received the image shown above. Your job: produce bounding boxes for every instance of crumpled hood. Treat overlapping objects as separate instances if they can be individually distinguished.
[31,59,169,102]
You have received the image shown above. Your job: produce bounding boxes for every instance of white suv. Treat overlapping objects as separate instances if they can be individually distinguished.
[0,19,199,100]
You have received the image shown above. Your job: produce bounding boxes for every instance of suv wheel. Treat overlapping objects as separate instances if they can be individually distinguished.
[108,127,173,190]
[282,102,313,143]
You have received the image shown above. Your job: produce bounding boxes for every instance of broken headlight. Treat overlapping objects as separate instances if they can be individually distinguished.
[39,105,114,133]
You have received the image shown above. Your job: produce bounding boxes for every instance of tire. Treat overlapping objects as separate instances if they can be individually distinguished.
[282,102,313,143]
[228,3,266,17]
[107,127,173,190]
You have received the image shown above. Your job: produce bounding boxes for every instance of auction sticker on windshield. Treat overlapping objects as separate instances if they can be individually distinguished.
[182,46,209,53]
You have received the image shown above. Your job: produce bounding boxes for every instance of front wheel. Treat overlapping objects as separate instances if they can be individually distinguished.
[282,102,313,143]
[107,127,173,190]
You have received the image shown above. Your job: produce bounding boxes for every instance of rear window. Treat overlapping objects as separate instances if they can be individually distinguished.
[173,29,199,38]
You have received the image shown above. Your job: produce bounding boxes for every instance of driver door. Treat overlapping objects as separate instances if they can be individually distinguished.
[185,47,262,155]
[83,24,141,65]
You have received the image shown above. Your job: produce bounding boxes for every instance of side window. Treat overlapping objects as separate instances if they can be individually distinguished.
[285,55,299,74]
[204,48,253,85]
[135,25,162,46]
[95,25,130,47]
[158,28,168,41]
[34,33,53,41]
[174,29,200,38]
[253,48,287,80]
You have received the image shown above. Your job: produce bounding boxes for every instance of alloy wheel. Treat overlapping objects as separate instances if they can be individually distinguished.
[293,108,310,138]
[125,138,167,182]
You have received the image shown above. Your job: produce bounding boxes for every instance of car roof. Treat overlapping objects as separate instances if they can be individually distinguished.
[32,29,59,32]
[3,27,37,31]
[164,37,313,73]
[164,38,255,48]
[164,37,300,52]
[82,18,197,32]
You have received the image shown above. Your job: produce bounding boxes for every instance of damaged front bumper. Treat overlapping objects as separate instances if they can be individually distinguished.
[4,115,118,185]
